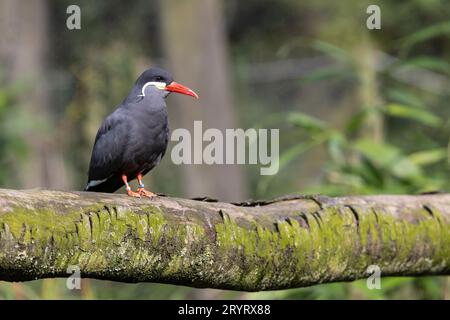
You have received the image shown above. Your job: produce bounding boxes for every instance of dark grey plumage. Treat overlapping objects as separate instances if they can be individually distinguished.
[85,68,173,193]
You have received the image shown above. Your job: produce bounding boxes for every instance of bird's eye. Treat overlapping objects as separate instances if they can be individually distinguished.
[155,76,163,81]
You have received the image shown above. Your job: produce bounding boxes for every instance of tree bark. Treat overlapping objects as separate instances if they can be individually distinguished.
[0,188,448,291]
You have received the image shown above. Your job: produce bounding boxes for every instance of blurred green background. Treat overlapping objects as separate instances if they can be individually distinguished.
[0,0,449,299]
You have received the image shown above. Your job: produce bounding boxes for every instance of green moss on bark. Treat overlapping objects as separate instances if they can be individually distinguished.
[0,190,448,290]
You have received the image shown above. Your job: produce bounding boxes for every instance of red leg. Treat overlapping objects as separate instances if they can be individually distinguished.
[137,173,157,198]
[122,174,140,198]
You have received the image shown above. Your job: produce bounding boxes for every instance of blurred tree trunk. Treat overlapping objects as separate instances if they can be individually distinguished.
[325,2,383,142]
[160,0,248,202]
[353,36,384,143]
[0,0,69,189]
[293,1,384,189]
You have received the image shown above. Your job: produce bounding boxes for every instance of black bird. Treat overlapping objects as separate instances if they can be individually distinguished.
[85,67,198,197]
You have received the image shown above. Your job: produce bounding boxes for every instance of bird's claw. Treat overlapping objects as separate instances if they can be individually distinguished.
[137,188,157,198]
[126,189,141,198]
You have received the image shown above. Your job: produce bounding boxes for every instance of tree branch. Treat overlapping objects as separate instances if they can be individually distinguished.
[0,189,448,291]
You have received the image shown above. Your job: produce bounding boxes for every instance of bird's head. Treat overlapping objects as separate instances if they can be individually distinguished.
[136,67,198,99]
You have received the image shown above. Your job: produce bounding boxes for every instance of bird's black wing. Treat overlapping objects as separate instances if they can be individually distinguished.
[85,113,129,190]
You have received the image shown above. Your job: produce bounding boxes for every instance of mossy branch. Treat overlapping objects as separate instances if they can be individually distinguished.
[0,189,448,291]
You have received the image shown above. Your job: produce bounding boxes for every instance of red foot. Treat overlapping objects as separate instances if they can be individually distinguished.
[126,189,141,198]
[137,188,157,198]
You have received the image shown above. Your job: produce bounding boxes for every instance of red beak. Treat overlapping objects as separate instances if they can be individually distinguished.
[165,81,199,99]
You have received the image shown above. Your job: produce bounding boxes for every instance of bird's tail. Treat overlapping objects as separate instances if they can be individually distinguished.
[84,176,124,193]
